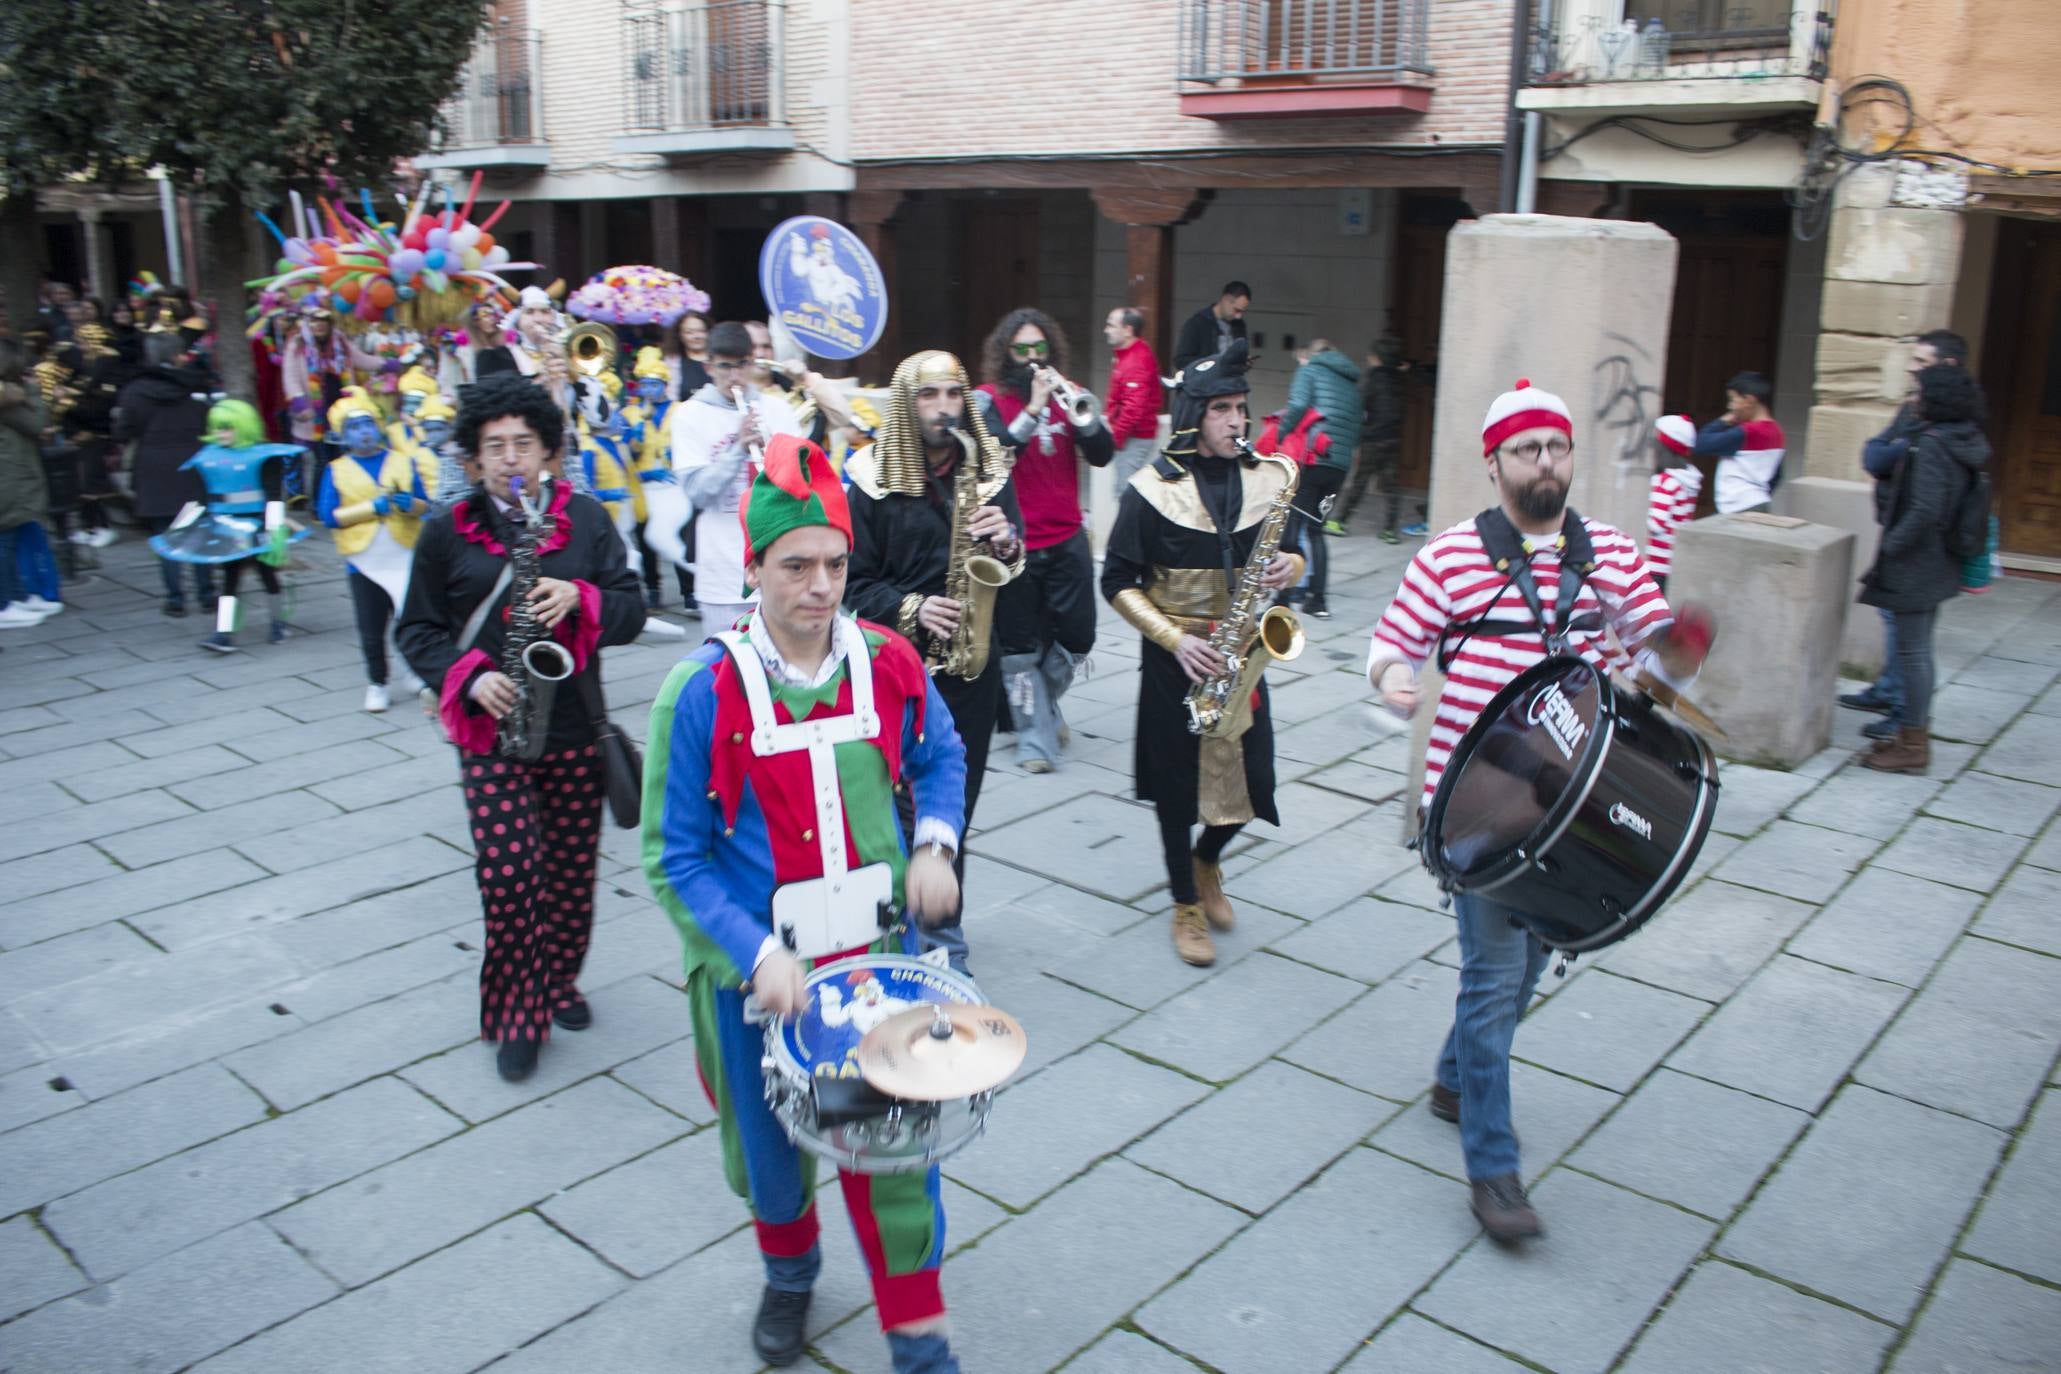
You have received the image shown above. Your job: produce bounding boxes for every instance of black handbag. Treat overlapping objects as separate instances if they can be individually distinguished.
[574,667,643,829]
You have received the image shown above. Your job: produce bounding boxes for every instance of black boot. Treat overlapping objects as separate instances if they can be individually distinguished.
[496,1037,539,1082]
[753,1286,811,1366]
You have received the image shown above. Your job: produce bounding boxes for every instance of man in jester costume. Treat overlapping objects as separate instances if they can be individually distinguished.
[644,434,969,1374]
[316,387,438,712]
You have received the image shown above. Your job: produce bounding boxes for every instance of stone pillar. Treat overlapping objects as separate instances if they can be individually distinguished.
[1090,187,1197,364]
[1803,161,1967,480]
[847,190,903,386]
[1669,514,1857,767]
[1402,214,1680,830]
[77,207,116,304]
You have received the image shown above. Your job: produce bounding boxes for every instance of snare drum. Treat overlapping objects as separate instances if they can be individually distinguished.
[759,953,996,1173]
[1419,656,1720,953]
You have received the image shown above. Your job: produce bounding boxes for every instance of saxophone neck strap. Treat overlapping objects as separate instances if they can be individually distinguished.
[455,564,514,659]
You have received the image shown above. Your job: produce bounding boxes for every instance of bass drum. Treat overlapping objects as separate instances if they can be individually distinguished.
[1420,656,1720,953]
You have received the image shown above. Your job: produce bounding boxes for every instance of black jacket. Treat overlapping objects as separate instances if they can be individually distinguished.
[1360,364,1405,445]
[396,489,646,753]
[845,468,1024,663]
[1172,306,1246,374]
[114,365,216,518]
[1859,419,1988,614]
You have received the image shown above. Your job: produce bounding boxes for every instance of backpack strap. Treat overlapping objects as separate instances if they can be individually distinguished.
[1435,508,1600,669]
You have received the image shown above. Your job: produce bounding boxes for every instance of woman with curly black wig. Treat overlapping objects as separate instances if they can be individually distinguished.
[1857,362,1989,776]
[397,374,646,1080]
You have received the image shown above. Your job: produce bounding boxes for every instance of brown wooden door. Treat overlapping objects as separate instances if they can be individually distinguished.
[1988,219,2061,559]
[956,200,1041,369]
[1392,195,1468,496]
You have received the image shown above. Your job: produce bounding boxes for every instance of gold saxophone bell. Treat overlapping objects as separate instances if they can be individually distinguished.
[950,553,1011,679]
[565,321,618,378]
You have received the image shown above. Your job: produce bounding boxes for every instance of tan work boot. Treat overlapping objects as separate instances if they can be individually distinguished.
[1860,725,1929,774]
[1193,858,1236,931]
[1172,902,1217,966]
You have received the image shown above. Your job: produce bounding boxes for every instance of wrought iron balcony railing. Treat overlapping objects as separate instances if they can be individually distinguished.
[1178,0,1434,86]
[443,26,545,147]
[624,0,786,134]
[1528,5,1829,86]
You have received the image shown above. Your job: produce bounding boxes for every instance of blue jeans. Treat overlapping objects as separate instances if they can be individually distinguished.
[1873,607,1904,716]
[0,525,21,606]
[1436,892,1549,1181]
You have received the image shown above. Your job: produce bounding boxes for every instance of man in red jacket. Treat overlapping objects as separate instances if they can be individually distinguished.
[1103,307,1165,488]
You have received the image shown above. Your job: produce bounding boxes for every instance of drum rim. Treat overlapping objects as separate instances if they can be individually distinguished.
[1422,655,1610,893]
[771,952,987,1081]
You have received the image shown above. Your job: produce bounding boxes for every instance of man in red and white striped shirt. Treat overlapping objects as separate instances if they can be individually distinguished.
[1645,413,1704,590]
[1364,378,1700,1244]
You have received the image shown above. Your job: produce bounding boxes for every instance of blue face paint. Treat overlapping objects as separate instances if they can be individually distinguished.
[422,420,453,447]
[343,415,385,454]
[636,377,667,404]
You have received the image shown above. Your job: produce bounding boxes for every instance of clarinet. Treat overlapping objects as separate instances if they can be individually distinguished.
[495,476,575,762]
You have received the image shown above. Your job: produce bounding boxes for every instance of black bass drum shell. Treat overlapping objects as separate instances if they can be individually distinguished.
[1420,655,1720,953]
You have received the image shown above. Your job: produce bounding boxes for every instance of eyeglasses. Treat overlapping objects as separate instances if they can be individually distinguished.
[1498,436,1573,464]
[1009,341,1050,359]
[478,437,542,459]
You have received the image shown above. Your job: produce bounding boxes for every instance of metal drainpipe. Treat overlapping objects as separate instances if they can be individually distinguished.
[156,172,185,284]
[1514,0,1553,215]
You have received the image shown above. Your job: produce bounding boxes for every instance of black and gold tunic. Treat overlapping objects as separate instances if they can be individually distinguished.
[1099,451,1303,827]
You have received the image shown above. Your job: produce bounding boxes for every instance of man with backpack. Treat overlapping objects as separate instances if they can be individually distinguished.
[1272,339,1359,619]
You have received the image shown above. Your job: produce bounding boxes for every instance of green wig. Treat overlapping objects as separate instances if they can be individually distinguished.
[205,398,266,449]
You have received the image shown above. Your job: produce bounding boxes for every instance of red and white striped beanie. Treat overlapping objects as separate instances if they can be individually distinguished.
[1655,414,1696,457]
[1480,379,1573,456]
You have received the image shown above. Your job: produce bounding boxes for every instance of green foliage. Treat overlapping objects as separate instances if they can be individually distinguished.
[0,3,136,195]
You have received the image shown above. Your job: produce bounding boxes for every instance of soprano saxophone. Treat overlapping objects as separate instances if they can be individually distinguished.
[927,436,1016,680]
[496,477,576,762]
[1183,442,1306,740]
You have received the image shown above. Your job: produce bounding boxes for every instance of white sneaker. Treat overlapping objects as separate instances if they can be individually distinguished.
[17,596,62,616]
[641,615,687,639]
[363,683,391,713]
[0,603,48,628]
[395,668,426,697]
[87,528,118,548]
[67,529,94,546]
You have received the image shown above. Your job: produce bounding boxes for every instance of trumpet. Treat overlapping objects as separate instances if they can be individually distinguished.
[565,320,618,378]
[1034,364,1101,428]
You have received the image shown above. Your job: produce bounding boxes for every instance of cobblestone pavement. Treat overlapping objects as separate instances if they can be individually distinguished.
[2,522,2059,1374]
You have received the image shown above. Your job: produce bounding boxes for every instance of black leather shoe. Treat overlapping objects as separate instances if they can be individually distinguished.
[752,1285,811,1366]
[1429,1082,1460,1122]
[1862,716,1899,742]
[1471,1174,1544,1242]
[551,997,592,1032]
[496,1037,539,1082]
[1838,690,1892,714]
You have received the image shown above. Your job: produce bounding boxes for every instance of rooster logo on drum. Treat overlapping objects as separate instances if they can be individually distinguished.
[818,969,915,1034]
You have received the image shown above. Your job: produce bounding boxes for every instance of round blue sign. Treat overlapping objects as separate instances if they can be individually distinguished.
[758,216,887,361]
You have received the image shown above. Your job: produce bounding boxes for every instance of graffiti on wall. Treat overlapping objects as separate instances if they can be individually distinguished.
[1593,333,1662,470]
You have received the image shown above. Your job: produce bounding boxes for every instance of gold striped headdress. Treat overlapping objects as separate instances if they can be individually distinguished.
[868,350,1007,497]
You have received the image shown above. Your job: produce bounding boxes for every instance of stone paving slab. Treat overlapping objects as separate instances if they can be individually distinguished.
[1709,820,1879,904]
[537,1129,736,1278]
[1126,1059,1399,1213]
[1283,959,1457,1102]
[0,922,159,1006]
[0,1222,338,1374]
[269,1076,683,1286]
[1417,1170,1714,1374]
[1976,711,2061,783]
[1616,1259,1896,1373]
[1567,1068,1808,1221]
[0,789,196,867]
[0,1217,86,1323]
[195,1215,626,1374]
[1110,949,1363,1083]
[1267,895,1453,985]
[1720,1085,2006,1322]
[38,990,306,1100]
[1786,868,1982,987]
[1971,863,2061,957]
[1855,933,2061,1128]
[1784,765,1945,841]
[1046,901,1300,1012]
[223,970,475,1110]
[1922,769,2061,837]
[1061,1330,1198,1374]
[1137,1147,1479,1374]
[1598,880,1816,1003]
[1962,1088,2061,1285]
[1373,1059,1620,1187]
[1870,817,2030,894]
[0,847,272,949]
[1889,1257,2061,1373]
[1666,954,1911,1112]
[1342,1314,1532,1372]
[42,1075,461,1279]
[1512,970,1711,1094]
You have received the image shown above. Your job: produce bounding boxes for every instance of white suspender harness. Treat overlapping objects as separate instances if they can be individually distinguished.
[715,621,894,960]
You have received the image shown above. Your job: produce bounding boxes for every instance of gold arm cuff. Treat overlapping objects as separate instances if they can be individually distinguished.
[332,500,380,527]
[1111,589,1189,654]
[896,592,927,646]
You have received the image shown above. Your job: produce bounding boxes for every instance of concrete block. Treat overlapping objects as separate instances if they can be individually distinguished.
[1569,1069,1808,1221]
[1667,955,1909,1112]
[1418,1171,1714,1374]
[1669,516,1854,766]
[269,1077,683,1286]
[1819,278,1955,340]
[1788,868,1979,987]
[0,1063,269,1218]
[1373,1058,1619,1187]
[1137,1148,1477,1374]
[1893,1259,2061,1374]
[944,1042,1210,1209]
[1772,476,1884,669]
[1711,819,1877,904]
[1721,1086,2004,1322]
[1515,970,1711,1093]
[1827,204,1964,287]
[0,1223,336,1374]
[1111,950,1362,1084]
[1812,331,1912,406]
[1805,403,1900,485]
[191,1215,625,1374]
[1282,960,1457,1102]
[1126,1060,1398,1213]
[1598,880,1815,1003]
[1871,817,2027,893]
[1856,935,2061,1128]
[0,1216,86,1321]
[1619,1260,1895,1372]
[43,1076,460,1278]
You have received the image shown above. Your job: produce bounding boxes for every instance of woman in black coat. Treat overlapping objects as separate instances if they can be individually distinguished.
[395,374,645,1082]
[113,333,220,614]
[1857,363,1989,775]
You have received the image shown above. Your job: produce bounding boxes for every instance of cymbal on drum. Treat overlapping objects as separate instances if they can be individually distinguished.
[857,1002,1028,1102]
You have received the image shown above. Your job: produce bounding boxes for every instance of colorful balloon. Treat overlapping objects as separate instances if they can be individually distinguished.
[367,279,397,309]
[427,227,451,250]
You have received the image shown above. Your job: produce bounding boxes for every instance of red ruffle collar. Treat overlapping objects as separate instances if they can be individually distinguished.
[452,479,574,557]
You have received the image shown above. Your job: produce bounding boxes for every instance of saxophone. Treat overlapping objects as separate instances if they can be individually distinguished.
[926,436,1016,679]
[496,477,576,762]
[1184,443,1306,740]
